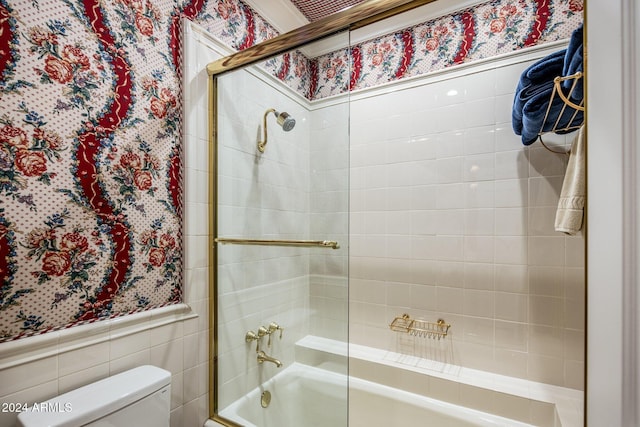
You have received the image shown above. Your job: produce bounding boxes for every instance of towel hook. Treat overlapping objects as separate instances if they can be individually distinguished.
[537,134,571,155]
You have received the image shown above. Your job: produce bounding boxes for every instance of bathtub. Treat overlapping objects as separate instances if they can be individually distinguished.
[206,336,583,427]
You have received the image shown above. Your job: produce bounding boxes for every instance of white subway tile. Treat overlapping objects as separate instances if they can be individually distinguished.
[564,298,586,331]
[528,236,566,266]
[494,348,528,378]
[411,284,437,311]
[411,259,439,285]
[437,183,466,209]
[529,176,563,207]
[465,181,495,208]
[494,124,523,152]
[411,109,440,135]
[437,261,465,287]
[495,293,528,323]
[110,330,151,360]
[464,153,495,182]
[171,372,184,409]
[494,236,528,265]
[464,236,495,263]
[0,356,58,396]
[109,345,151,375]
[527,354,564,386]
[409,135,437,160]
[411,210,437,235]
[409,159,438,186]
[495,179,528,207]
[528,146,568,178]
[465,71,497,100]
[464,98,495,128]
[495,150,529,180]
[436,131,465,158]
[495,320,528,351]
[463,290,494,318]
[528,206,559,236]
[529,266,564,296]
[494,264,528,293]
[566,236,586,267]
[386,211,411,235]
[387,162,414,187]
[494,94,515,124]
[411,185,437,210]
[436,236,464,261]
[150,338,184,375]
[58,341,109,378]
[150,322,184,347]
[495,207,527,235]
[464,208,495,236]
[529,325,564,358]
[529,296,563,327]
[58,363,110,395]
[435,104,465,133]
[463,263,494,290]
[564,329,585,362]
[385,137,415,164]
[170,406,183,427]
[437,157,464,184]
[565,360,585,390]
[464,125,495,155]
[435,209,464,235]
[495,62,527,95]
[437,286,464,314]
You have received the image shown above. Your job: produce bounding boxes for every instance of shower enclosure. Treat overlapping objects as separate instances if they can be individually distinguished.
[209,27,352,427]
[203,0,586,426]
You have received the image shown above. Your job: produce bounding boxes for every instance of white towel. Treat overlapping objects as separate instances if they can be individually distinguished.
[555,126,585,235]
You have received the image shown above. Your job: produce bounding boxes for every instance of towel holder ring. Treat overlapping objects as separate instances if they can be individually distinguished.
[537,72,584,155]
[537,134,571,155]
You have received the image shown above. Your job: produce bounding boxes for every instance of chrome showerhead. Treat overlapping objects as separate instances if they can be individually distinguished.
[275,111,295,132]
[258,108,296,153]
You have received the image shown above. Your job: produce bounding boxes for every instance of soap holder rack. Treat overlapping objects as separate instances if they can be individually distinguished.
[389,313,450,340]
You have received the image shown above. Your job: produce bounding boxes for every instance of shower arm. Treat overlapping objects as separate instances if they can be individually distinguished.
[258,108,276,153]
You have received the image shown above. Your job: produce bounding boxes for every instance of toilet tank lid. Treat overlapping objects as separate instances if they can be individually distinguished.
[17,365,171,427]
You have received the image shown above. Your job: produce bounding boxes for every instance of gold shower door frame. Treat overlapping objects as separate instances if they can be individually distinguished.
[206,0,446,424]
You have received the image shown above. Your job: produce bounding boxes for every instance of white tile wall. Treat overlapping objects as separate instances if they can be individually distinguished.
[349,58,585,390]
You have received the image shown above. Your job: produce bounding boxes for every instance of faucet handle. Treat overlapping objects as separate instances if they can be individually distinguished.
[246,330,260,352]
[268,322,284,339]
[258,325,273,347]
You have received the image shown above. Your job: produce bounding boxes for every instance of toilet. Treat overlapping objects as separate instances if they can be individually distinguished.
[17,365,171,427]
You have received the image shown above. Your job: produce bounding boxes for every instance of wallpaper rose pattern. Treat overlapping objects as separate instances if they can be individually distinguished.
[305,0,584,99]
[0,0,581,342]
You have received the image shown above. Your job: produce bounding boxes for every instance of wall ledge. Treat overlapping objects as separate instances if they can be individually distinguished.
[0,303,197,370]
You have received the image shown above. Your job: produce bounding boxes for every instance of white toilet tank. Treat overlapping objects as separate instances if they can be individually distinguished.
[17,365,171,427]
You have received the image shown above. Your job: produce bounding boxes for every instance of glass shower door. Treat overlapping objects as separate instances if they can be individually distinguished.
[212,33,350,427]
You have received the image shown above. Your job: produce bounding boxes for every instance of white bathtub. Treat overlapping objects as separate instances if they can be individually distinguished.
[206,336,583,427]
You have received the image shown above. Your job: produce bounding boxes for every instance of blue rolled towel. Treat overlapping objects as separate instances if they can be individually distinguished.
[520,84,584,145]
[562,24,583,99]
[522,49,566,86]
[512,50,565,136]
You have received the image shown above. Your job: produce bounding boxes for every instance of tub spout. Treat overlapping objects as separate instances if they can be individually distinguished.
[257,350,282,368]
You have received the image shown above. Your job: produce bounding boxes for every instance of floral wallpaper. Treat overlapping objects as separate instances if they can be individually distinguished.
[0,0,581,343]
[0,0,281,343]
[306,0,584,99]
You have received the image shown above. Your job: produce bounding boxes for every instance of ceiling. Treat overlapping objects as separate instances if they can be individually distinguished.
[288,0,366,22]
